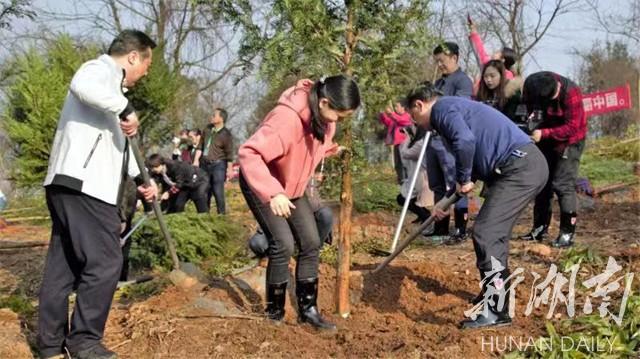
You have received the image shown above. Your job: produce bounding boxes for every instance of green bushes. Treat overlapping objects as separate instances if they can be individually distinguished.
[129,211,249,274]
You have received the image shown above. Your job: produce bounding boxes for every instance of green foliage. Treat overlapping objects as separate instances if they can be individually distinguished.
[127,49,195,149]
[0,294,36,318]
[241,0,437,161]
[353,176,399,213]
[559,245,604,273]
[2,36,99,187]
[117,277,169,302]
[129,211,248,273]
[584,125,640,162]
[578,41,639,138]
[321,163,398,213]
[352,236,388,255]
[510,291,640,358]
[319,244,338,265]
[580,127,639,187]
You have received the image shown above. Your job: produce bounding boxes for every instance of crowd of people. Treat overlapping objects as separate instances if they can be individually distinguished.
[36,25,588,358]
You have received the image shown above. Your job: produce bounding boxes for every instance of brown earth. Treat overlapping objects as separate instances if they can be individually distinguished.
[1,185,639,358]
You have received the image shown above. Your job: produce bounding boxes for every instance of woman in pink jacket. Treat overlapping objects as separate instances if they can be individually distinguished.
[468,21,516,79]
[379,101,413,183]
[238,75,360,330]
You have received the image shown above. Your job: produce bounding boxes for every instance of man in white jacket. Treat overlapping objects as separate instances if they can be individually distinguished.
[38,30,157,359]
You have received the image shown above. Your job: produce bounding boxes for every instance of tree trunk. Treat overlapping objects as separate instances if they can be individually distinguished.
[336,2,356,318]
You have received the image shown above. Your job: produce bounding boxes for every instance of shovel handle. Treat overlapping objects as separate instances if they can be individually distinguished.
[373,193,462,274]
[129,136,180,271]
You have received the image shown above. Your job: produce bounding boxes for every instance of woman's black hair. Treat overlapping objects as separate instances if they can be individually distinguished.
[405,81,443,108]
[308,75,361,143]
[477,60,508,109]
[502,47,516,71]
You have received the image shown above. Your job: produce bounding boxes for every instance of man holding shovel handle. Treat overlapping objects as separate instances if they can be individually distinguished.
[38,30,158,359]
[402,82,549,329]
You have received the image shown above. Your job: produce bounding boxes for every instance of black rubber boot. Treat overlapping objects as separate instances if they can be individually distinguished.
[265,281,287,322]
[469,271,487,305]
[461,269,512,329]
[445,208,468,245]
[296,278,336,330]
[519,210,551,241]
[551,212,577,248]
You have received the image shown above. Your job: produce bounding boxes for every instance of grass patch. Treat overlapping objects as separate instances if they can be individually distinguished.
[506,290,640,358]
[559,245,605,273]
[580,153,636,188]
[0,294,36,318]
[1,187,49,225]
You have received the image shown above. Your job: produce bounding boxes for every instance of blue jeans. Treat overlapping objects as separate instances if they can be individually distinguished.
[202,160,227,214]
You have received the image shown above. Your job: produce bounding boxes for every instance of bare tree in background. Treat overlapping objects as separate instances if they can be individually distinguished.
[586,0,639,43]
[32,0,267,137]
[0,0,35,29]
[458,0,582,71]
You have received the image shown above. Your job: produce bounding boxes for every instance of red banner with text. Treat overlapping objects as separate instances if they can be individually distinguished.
[582,84,632,117]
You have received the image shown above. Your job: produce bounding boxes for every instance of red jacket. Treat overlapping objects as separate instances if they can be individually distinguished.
[379,111,412,145]
[238,79,338,204]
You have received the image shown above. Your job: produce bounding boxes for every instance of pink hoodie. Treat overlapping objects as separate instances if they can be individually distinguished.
[238,79,338,204]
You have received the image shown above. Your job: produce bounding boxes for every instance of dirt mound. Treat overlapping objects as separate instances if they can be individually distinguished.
[103,260,549,358]
[0,309,33,359]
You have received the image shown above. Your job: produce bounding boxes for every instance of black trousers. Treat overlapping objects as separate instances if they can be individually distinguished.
[533,140,585,226]
[396,194,431,222]
[393,144,405,184]
[239,173,322,285]
[38,186,122,357]
[202,160,227,214]
[472,144,548,271]
[166,180,210,214]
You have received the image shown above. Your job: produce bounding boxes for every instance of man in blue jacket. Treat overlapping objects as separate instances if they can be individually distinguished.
[406,83,548,329]
[428,42,474,243]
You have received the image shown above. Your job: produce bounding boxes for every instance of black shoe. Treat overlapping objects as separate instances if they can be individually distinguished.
[266,281,287,322]
[551,212,577,248]
[296,278,336,330]
[70,344,117,359]
[445,228,467,245]
[461,269,512,329]
[519,224,549,241]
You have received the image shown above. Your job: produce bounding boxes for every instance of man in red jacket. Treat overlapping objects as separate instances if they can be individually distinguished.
[520,72,587,248]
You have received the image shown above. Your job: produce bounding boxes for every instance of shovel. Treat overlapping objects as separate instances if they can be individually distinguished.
[128,136,200,288]
[371,193,462,274]
[369,131,432,257]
